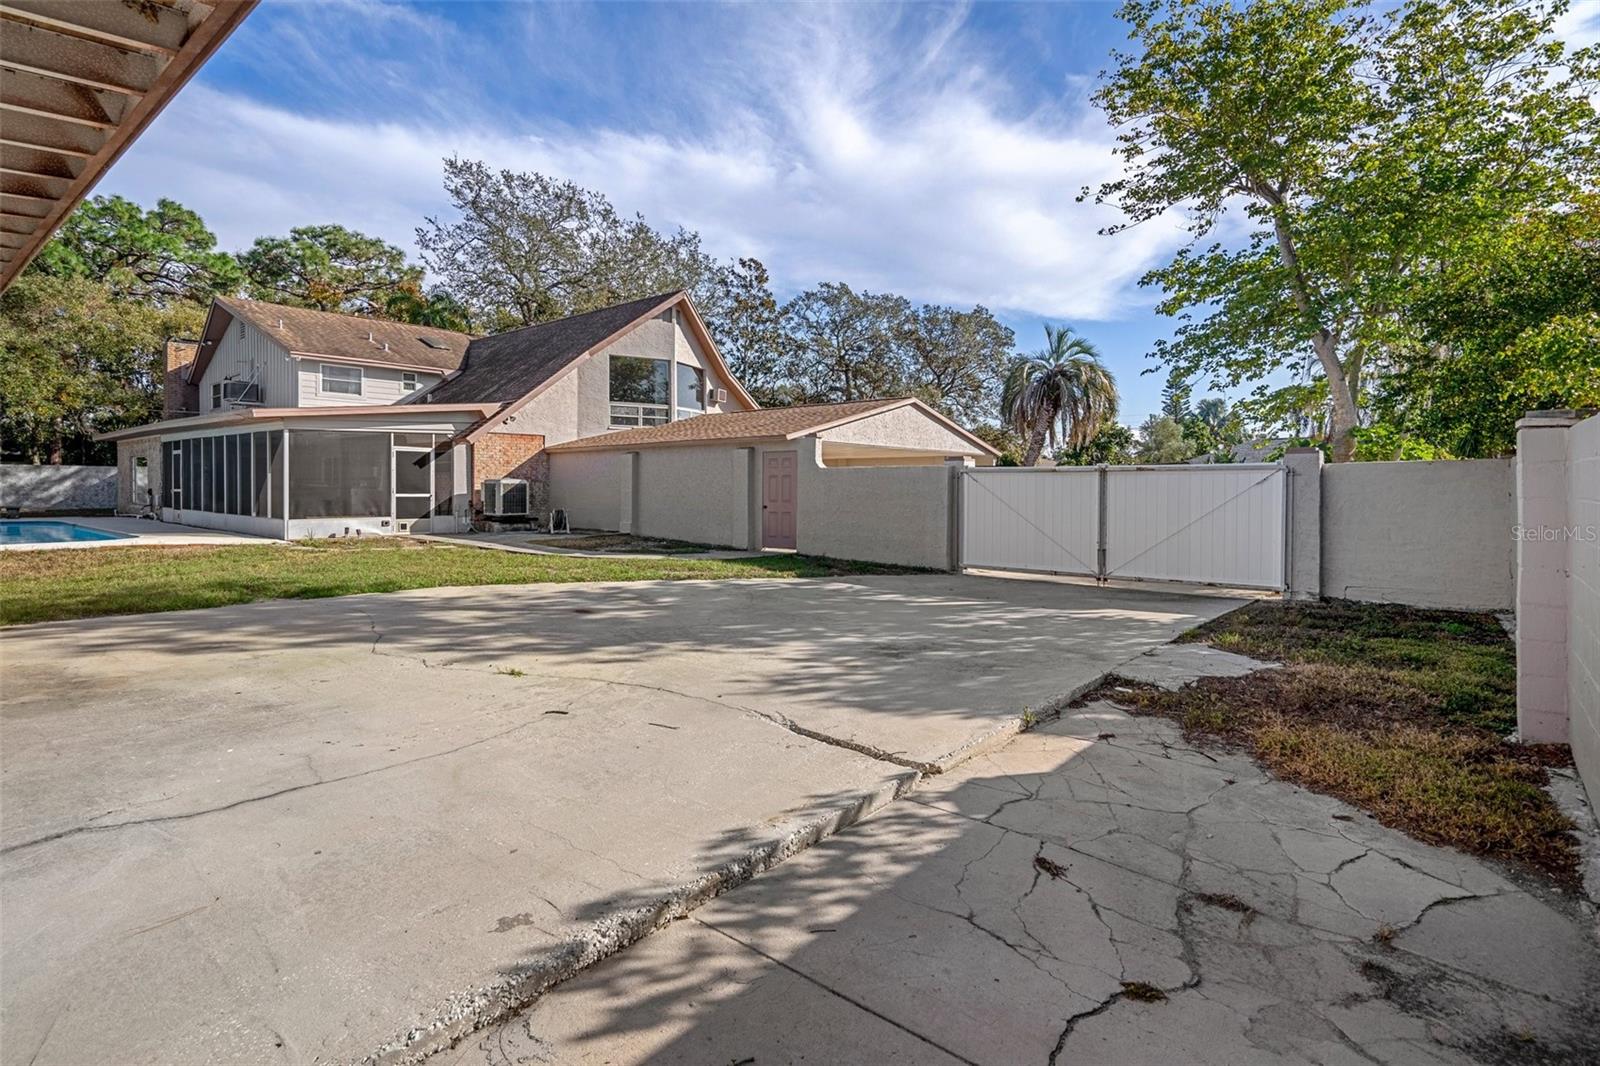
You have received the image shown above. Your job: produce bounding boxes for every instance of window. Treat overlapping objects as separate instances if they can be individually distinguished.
[320,363,363,396]
[418,337,451,351]
[676,364,705,420]
[211,382,223,410]
[609,356,670,428]
[401,371,420,392]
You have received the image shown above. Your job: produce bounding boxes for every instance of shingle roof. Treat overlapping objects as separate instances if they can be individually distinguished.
[422,291,681,406]
[548,398,911,451]
[216,297,474,373]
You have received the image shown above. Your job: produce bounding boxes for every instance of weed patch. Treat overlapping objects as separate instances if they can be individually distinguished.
[1097,600,1578,887]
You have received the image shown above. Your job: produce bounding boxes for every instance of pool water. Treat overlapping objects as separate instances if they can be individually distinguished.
[0,521,132,545]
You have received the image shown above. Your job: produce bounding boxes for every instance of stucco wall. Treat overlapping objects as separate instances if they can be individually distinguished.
[1566,413,1600,802]
[633,445,753,547]
[817,405,980,456]
[800,454,953,570]
[548,450,627,531]
[1321,459,1514,611]
[0,464,117,512]
[503,310,752,447]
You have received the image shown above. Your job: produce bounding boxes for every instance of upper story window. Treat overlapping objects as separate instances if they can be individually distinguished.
[320,363,363,397]
[401,371,420,393]
[676,364,705,421]
[609,356,669,427]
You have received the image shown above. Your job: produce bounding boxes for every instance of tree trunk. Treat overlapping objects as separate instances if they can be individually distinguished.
[1021,399,1059,466]
[1263,202,1359,462]
[1317,330,1360,462]
[48,433,65,466]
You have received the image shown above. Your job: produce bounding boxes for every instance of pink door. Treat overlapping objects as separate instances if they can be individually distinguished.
[762,451,798,549]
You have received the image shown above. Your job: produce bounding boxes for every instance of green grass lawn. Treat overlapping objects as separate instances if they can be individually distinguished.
[1107,599,1577,886]
[0,539,912,626]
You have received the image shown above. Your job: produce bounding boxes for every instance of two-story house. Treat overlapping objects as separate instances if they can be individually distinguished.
[99,290,996,544]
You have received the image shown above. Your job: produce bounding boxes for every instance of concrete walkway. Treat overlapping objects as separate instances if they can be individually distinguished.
[457,652,1600,1066]
[0,575,1236,1065]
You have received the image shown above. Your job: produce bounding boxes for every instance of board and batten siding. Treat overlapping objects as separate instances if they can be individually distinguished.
[194,315,296,410]
[295,360,443,407]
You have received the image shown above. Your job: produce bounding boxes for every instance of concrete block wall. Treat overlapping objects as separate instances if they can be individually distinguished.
[1515,413,1580,744]
[1283,451,1516,611]
[1559,414,1600,798]
[0,463,117,513]
[797,448,955,570]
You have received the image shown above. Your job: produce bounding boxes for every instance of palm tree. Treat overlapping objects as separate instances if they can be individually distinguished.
[385,285,471,332]
[1195,397,1229,431]
[1000,326,1119,466]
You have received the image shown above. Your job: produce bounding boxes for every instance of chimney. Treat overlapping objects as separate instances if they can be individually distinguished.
[164,338,201,418]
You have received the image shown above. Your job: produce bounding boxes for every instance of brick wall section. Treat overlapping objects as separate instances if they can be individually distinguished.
[1567,413,1600,805]
[164,339,200,418]
[472,432,550,516]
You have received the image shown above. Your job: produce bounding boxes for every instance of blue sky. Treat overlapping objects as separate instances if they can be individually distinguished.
[96,0,1600,426]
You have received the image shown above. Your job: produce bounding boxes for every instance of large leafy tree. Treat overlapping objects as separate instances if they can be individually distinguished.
[1000,326,1120,466]
[238,224,421,315]
[896,304,1015,424]
[1089,0,1599,460]
[712,257,786,404]
[1380,196,1600,456]
[778,283,911,403]
[416,158,729,332]
[31,195,241,304]
[1,275,204,464]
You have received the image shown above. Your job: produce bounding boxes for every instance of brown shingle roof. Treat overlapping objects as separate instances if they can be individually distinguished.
[215,297,475,373]
[422,291,681,406]
[548,398,912,451]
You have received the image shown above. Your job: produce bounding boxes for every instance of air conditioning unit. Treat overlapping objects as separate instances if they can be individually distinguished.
[222,380,261,405]
[483,478,530,517]
[713,387,728,404]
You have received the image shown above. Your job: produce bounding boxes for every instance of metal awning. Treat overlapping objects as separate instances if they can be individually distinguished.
[0,0,257,290]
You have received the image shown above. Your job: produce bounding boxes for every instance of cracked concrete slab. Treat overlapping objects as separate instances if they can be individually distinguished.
[1115,641,1276,690]
[471,699,1600,1066]
[0,574,1234,1066]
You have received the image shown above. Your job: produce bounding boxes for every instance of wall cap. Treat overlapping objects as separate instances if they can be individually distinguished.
[1517,409,1586,429]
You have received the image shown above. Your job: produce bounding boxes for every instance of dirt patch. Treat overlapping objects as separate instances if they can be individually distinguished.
[1085,600,1579,888]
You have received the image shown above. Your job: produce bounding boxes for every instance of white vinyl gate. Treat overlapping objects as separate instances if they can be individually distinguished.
[960,464,1287,590]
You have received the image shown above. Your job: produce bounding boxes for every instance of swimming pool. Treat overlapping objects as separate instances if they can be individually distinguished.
[0,520,133,546]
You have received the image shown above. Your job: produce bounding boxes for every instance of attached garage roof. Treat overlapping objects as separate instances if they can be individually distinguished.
[547,397,1000,455]
[0,0,258,290]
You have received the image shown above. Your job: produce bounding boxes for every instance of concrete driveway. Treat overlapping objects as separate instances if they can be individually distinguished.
[459,693,1600,1066]
[0,574,1237,1065]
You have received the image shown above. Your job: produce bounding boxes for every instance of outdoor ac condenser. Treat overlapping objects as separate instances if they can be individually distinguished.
[482,478,530,517]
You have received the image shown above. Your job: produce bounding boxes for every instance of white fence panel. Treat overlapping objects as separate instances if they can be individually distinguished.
[1104,465,1285,588]
[960,468,1100,576]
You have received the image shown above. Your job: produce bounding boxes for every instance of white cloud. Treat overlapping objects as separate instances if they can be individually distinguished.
[100,4,1182,322]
